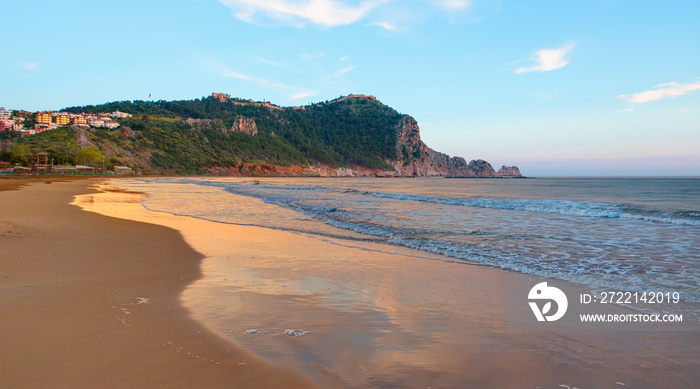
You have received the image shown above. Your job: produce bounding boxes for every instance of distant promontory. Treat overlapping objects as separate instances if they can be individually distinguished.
[1,94,521,177]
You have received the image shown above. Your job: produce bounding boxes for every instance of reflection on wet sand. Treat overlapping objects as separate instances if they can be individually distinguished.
[79,182,700,388]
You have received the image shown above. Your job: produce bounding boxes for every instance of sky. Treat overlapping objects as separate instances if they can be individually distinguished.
[2,0,699,176]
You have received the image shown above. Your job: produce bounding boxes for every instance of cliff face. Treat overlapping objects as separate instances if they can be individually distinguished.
[212,114,523,178]
[383,115,521,177]
[231,117,257,136]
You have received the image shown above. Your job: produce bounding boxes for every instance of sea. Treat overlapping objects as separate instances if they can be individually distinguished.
[98,175,700,386]
[119,176,700,305]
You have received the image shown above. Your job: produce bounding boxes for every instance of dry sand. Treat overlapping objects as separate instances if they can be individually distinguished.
[0,178,317,388]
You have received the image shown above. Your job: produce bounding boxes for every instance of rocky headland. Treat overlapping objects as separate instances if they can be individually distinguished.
[14,94,522,177]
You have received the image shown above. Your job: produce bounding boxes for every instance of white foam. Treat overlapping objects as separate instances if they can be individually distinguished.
[284,329,310,337]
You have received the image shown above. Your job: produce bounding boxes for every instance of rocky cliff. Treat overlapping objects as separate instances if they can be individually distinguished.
[383,115,521,177]
[220,115,523,178]
[231,117,257,136]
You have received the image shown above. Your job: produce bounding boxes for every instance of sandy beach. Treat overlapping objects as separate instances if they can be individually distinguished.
[0,178,316,388]
[2,178,699,388]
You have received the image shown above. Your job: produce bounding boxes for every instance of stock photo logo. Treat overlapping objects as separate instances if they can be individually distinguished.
[528,282,568,322]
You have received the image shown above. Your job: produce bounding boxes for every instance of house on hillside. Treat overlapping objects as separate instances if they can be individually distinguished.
[112,111,132,119]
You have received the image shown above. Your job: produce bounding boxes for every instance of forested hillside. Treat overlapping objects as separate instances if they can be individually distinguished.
[60,95,400,173]
[2,94,520,177]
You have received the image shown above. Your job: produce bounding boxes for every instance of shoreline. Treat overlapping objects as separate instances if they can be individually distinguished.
[3,177,698,388]
[78,178,700,388]
[0,178,317,388]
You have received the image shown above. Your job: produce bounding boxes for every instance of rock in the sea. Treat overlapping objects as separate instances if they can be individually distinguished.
[496,165,522,177]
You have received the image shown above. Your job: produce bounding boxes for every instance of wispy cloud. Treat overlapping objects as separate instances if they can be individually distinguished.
[618,81,700,103]
[291,90,319,99]
[368,20,398,31]
[513,44,574,74]
[222,70,293,90]
[217,0,388,28]
[534,92,562,100]
[677,107,699,114]
[211,60,320,101]
[432,0,471,11]
[248,55,284,67]
[330,65,356,77]
[21,62,40,71]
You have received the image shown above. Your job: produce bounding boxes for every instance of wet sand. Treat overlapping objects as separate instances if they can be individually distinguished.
[0,179,317,388]
[75,180,700,388]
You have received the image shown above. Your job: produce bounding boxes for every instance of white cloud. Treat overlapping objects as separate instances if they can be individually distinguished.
[433,0,471,11]
[22,62,40,71]
[513,44,574,74]
[291,90,319,99]
[369,20,398,31]
[617,81,700,103]
[217,0,388,27]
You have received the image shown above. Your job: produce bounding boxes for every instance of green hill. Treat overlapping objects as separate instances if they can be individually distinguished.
[62,94,401,174]
[1,94,521,177]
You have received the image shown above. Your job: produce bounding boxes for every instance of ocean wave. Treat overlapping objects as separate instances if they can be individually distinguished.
[192,179,700,226]
[367,191,700,226]
[127,178,700,305]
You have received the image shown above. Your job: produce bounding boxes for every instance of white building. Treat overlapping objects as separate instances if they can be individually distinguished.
[103,121,120,129]
[112,110,132,119]
[88,118,105,127]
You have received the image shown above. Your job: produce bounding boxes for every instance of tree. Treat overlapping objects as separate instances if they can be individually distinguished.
[76,145,104,167]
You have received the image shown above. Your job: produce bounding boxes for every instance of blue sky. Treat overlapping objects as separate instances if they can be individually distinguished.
[2,0,698,176]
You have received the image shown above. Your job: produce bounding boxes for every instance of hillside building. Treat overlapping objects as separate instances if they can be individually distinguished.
[88,118,104,127]
[36,112,52,124]
[103,120,119,129]
[112,110,132,119]
[0,120,14,131]
[54,114,70,125]
[212,93,230,102]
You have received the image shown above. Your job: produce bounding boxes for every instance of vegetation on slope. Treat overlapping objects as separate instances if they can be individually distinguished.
[1,95,402,174]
